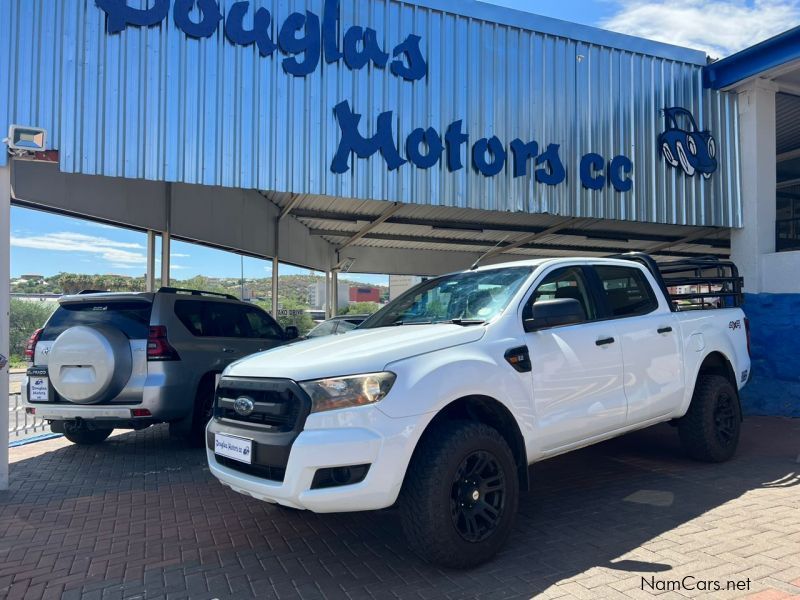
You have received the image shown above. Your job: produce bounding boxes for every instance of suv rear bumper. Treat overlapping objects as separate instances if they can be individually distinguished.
[26,405,137,420]
[22,369,194,424]
[207,407,424,513]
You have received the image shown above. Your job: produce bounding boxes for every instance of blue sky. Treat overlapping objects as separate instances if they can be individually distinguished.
[11,0,799,284]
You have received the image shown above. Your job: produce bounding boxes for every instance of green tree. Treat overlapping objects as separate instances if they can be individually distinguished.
[256,296,315,335]
[58,273,99,295]
[9,299,56,360]
[341,302,381,316]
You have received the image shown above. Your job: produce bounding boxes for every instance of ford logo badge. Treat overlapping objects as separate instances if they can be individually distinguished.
[233,396,255,417]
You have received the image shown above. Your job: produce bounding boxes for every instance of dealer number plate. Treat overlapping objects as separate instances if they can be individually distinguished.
[215,433,253,465]
[29,376,49,402]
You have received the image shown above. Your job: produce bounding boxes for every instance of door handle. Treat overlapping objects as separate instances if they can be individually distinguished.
[658,327,673,334]
[221,348,239,354]
[595,337,615,346]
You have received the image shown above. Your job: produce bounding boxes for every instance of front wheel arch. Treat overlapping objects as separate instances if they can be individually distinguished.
[403,395,529,493]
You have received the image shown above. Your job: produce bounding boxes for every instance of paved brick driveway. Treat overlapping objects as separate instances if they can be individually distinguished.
[1,417,799,600]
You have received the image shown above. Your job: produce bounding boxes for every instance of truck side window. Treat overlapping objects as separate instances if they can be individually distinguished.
[526,267,596,321]
[594,265,658,317]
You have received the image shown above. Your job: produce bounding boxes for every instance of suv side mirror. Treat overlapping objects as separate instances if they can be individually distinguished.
[285,326,300,340]
[523,299,586,332]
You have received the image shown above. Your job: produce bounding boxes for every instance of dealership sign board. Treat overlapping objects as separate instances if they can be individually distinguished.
[95,0,650,191]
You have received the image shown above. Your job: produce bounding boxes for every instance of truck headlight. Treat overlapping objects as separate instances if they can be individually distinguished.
[300,372,396,414]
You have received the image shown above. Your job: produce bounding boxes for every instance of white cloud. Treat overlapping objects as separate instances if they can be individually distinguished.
[601,0,800,58]
[11,232,147,269]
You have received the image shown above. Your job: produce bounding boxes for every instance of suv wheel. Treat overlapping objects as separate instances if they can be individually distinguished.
[62,424,113,445]
[399,421,519,569]
[189,375,216,447]
[678,374,741,462]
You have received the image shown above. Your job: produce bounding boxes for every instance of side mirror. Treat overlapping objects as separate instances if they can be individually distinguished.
[523,298,586,332]
[285,326,300,340]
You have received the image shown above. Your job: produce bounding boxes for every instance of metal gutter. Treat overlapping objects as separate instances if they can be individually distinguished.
[704,25,800,89]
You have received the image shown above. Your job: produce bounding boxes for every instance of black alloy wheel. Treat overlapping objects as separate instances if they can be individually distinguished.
[713,389,737,447]
[450,450,507,543]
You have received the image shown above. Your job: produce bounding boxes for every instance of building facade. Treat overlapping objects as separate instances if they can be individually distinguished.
[0,0,797,429]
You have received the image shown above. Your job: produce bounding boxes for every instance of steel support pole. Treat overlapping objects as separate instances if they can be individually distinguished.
[331,271,339,317]
[146,230,156,292]
[0,164,11,490]
[161,185,172,287]
[325,271,332,319]
[271,256,279,317]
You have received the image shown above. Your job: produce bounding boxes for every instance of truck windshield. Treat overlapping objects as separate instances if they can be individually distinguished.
[361,267,533,328]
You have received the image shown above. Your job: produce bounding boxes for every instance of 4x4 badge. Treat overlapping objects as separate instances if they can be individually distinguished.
[233,396,255,417]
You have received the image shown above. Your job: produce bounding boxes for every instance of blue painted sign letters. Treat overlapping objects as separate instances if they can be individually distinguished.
[97,0,427,81]
[97,1,637,190]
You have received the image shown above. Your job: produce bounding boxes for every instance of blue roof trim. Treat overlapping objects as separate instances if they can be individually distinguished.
[408,0,708,65]
[704,26,800,89]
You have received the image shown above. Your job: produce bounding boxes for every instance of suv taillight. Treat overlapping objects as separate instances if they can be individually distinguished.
[147,326,180,361]
[24,328,43,361]
[744,317,751,357]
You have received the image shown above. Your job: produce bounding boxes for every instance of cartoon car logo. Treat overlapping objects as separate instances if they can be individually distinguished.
[658,107,717,179]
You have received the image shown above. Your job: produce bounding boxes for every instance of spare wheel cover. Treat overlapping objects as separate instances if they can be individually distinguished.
[48,325,133,404]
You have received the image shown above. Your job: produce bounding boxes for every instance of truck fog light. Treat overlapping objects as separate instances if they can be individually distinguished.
[310,464,371,490]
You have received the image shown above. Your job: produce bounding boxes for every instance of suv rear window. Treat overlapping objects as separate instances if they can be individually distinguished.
[174,300,284,339]
[40,301,152,341]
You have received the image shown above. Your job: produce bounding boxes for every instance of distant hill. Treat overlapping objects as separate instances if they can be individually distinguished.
[10,273,387,307]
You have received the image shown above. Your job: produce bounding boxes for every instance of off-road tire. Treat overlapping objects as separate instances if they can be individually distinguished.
[189,376,217,447]
[63,427,113,445]
[678,374,741,462]
[399,421,519,569]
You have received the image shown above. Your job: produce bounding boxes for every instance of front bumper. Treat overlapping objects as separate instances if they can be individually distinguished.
[207,406,425,513]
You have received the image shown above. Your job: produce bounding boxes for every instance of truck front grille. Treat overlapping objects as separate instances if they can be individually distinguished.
[215,378,310,433]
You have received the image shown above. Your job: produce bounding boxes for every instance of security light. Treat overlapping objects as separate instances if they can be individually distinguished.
[4,125,47,153]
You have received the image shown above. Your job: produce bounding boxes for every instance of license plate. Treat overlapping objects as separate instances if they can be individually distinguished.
[29,376,49,402]
[215,433,253,465]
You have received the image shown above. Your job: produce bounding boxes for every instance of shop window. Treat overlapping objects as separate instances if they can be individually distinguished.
[777,195,800,252]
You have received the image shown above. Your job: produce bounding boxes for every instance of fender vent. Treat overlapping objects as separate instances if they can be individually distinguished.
[504,346,531,373]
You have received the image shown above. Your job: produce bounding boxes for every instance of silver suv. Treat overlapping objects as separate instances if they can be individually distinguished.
[22,287,298,445]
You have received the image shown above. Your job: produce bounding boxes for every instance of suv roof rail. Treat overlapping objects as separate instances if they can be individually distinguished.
[157,287,239,301]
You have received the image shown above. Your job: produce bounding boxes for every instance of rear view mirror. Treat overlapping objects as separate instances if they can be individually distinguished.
[524,299,586,332]
[285,326,300,340]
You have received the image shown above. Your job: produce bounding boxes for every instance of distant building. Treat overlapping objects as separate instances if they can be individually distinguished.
[349,286,381,303]
[389,275,423,301]
[11,293,60,303]
[308,280,349,311]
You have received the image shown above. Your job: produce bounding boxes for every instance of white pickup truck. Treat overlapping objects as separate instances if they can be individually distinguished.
[207,254,750,568]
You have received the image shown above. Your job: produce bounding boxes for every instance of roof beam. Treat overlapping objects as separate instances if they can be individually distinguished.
[476,217,578,263]
[778,177,800,190]
[279,193,305,221]
[333,202,403,269]
[777,148,800,163]
[309,228,729,259]
[646,228,721,254]
[337,202,402,252]
[291,208,730,249]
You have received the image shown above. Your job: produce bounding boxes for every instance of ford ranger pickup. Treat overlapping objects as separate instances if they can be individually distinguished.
[206,254,750,568]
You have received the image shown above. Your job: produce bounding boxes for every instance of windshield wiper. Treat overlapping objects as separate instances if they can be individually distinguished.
[389,321,434,327]
[438,319,486,326]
